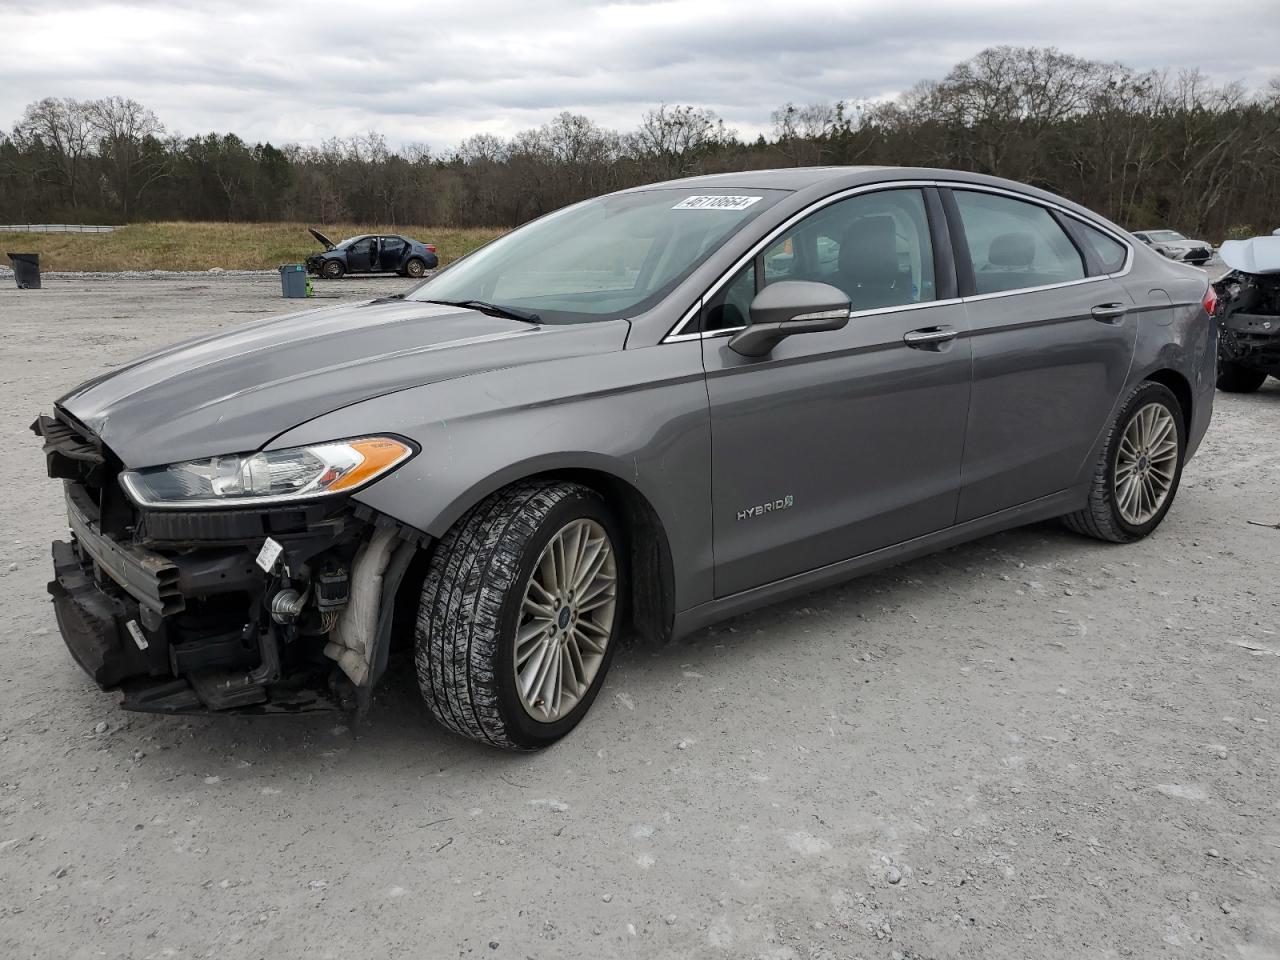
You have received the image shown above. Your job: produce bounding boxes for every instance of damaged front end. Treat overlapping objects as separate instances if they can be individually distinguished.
[32,412,423,717]
[1214,232,1280,382]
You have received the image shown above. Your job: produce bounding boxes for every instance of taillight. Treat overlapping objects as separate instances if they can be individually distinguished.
[1202,283,1218,317]
[425,243,438,254]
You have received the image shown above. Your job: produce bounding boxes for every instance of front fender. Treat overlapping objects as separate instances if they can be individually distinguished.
[268,338,714,611]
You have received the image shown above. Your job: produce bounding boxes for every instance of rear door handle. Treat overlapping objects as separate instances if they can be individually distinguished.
[903,325,958,348]
[1091,303,1128,323]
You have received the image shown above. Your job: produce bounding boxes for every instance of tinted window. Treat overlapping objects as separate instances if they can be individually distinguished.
[761,188,936,310]
[381,236,407,259]
[704,262,755,332]
[1076,222,1128,273]
[954,191,1084,294]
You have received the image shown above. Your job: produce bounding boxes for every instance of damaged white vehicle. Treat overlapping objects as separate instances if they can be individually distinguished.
[1213,229,1280,392]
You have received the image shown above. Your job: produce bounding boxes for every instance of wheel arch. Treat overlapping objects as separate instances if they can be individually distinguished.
[1143,367,1193,433]
[427,461,676,647]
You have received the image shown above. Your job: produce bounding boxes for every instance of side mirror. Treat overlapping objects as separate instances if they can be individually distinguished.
[728,280,851,357]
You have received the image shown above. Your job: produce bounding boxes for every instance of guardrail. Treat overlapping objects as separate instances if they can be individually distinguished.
[0,224,118,233]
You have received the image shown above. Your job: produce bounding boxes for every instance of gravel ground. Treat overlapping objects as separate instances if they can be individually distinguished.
[1,272,1278,960]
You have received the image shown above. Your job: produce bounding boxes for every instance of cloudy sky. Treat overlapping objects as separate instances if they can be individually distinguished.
[2,0,1277,151]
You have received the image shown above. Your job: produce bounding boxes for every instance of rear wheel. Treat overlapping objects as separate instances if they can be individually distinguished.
[1062,381,1185,543]
[321,259,345,279]
[415,481,623,750]
[404,257,427,278]
[1216,360,1268,393]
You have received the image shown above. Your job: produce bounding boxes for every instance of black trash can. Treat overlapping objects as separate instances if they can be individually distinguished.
[7,252,41,289]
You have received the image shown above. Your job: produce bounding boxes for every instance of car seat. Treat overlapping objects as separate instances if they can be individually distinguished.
[836,216,905,309]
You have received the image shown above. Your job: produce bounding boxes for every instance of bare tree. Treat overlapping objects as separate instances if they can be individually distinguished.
[13,97,95,210]
[628,105,735,179]
[88,96,168,219]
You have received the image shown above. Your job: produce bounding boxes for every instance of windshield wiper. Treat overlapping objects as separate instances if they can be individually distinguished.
[422,299,542,324]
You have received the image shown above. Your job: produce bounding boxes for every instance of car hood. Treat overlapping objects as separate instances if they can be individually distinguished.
[57,299,629,468]
[309,227,335,250]
[1220,235,1280,275]
[1155,238,1207,250]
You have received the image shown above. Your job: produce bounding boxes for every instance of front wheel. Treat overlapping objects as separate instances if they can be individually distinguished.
[321,259,345,279]
[1216,360,1268,393]
[415,481,624,750]
[1062,381,1186,543]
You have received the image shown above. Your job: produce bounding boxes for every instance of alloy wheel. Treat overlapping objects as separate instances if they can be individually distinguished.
[514,518,617,723]
[1113,402,1179,525]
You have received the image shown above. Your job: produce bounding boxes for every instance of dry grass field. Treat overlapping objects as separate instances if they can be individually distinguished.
[0,222,506,272]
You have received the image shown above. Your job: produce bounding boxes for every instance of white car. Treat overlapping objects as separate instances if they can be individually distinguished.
[1133,229,1212,266]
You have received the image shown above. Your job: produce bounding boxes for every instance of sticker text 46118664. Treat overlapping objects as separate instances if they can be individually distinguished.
[672,195,763,211]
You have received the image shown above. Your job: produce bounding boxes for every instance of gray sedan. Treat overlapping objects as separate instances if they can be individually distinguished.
[34,167,1217,749]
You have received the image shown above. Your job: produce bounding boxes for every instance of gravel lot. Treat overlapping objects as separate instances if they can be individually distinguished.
[2,272,1279,960]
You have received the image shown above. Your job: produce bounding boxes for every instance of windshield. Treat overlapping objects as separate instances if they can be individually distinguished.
[408,188,787,323]
[1146,230,1186,242]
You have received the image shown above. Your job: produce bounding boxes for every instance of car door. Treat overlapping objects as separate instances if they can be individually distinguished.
[701,186,973,598]
[379,236,408,271]
[346,237,374,273]
[942,187,1139,521]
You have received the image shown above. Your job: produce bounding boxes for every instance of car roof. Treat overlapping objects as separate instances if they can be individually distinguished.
[616,165,1126,234]
[622,166,890,192]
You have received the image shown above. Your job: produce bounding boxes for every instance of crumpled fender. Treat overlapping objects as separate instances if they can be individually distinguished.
[324,526,398,686]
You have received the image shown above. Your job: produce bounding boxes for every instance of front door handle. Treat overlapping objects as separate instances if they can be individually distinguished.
[1091,303,1128,323]
[903,325,958,349]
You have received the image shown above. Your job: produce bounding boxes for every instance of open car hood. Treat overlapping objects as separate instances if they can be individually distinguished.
[1220,234,1280,275]
[309,227,335,250]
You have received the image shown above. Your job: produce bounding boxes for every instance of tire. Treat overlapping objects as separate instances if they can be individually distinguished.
[404,257,427,278]
[415,481,624,750]
[1216,360,1268,393]
[321,259,345,280]
[1061,381,1186,544]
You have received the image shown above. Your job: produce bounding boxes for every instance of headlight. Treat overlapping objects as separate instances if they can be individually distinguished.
[120,437,414,508]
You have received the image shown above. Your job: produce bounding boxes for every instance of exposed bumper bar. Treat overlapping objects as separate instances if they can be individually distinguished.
[65,482,184,617]
[48,538,341,713]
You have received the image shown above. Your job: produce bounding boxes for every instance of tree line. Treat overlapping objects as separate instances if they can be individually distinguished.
[3,46,1278,240]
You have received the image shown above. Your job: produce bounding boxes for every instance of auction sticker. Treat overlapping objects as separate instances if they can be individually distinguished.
[125,619,149,651]
[672,195,763,211]
[256,536,284,573]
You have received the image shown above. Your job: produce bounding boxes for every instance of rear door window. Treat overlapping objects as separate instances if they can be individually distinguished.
[953,191,1085,295]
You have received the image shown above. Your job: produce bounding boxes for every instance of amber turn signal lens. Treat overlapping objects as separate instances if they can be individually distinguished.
[328,437,414,492]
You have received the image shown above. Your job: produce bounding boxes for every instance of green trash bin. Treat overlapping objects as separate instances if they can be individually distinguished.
[278,263,307,298]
